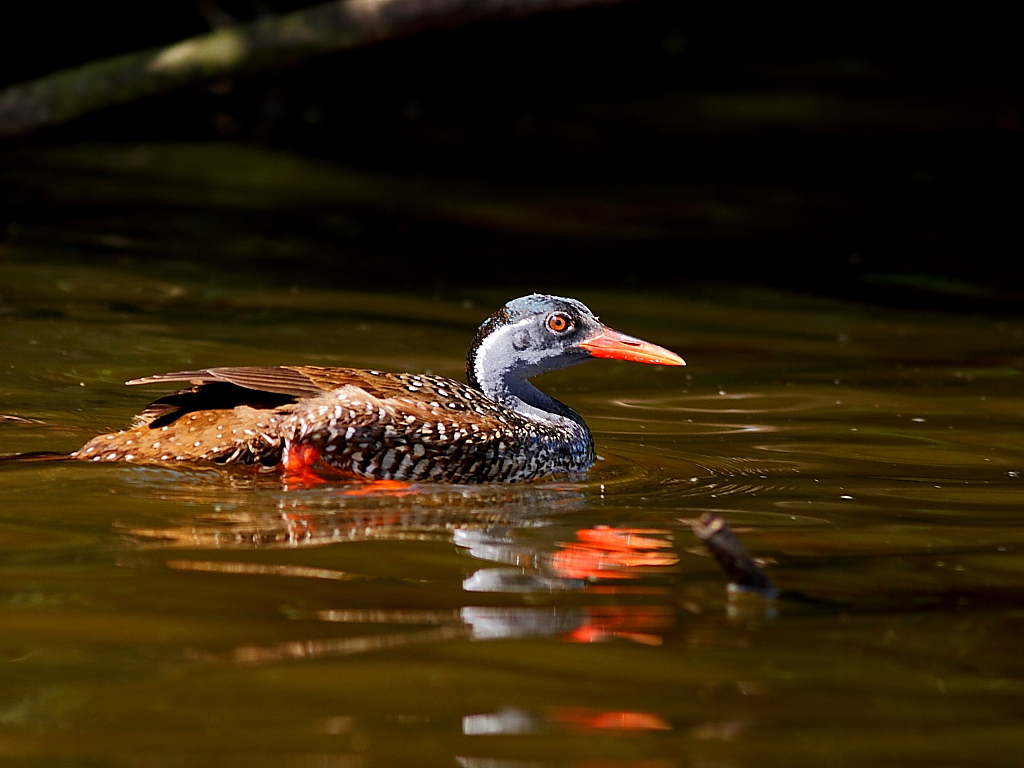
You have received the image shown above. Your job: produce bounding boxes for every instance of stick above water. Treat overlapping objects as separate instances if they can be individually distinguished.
[691,512,779,599]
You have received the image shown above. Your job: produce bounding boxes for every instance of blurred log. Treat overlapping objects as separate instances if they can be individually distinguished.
[0,0,626,139]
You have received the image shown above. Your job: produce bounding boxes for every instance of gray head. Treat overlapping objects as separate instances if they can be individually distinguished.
[466,294,683,397]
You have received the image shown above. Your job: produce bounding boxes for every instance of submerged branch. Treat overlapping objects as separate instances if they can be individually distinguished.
[0,0,625,140]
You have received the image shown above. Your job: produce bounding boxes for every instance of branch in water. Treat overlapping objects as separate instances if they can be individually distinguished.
[690,512,779,599]
[0,0,626,140]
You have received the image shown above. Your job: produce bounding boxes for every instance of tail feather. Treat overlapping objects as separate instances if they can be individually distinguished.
[0,451,73,463]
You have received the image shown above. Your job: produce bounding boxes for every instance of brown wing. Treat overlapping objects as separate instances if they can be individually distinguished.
[292,383,512,432]
[127,366,425,400]
[285,383,528,454]
[128,367,331,399]
[290,367,426,399]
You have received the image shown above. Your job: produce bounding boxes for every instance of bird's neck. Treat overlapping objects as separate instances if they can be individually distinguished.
[469,360,587,433]
[466,321,591,435]
[497,375,587,430]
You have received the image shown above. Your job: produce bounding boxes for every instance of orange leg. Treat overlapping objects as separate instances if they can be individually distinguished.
[281,444,330,488]
[340,479,413,496]
[281,443,413,494]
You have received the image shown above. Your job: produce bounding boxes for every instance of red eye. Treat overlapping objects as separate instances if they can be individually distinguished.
[547,313,571,333]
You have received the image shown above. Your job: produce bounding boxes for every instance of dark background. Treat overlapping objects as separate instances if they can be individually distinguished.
[2,1,1020,307]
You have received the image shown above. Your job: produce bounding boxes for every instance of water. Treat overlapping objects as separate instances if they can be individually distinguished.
[2,151,1024,767]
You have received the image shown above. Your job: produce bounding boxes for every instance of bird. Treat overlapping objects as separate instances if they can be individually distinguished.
[72,294,684,483]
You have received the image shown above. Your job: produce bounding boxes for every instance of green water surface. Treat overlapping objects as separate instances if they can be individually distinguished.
[2,146,1023,767]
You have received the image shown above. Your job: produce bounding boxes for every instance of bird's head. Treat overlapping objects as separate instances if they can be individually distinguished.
[467,294,684,392]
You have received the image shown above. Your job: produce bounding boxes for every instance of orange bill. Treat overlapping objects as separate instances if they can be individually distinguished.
[579,326,685,366]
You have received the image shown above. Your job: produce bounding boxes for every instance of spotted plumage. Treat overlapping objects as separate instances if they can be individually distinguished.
[73,295,684,483]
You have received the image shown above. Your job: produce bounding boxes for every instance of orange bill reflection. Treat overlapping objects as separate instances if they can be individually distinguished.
[561,605,675,646]
[458,524,680,595]
[458,525,680,646]
[550,526,679,581]
[461,705,672,735]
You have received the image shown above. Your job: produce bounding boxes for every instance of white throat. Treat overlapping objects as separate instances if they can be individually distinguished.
[469,318,586,430]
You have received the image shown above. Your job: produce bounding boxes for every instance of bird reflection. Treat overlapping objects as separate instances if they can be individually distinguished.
[126,480,585,549]
[457,525,678,645]
[119,473,682,668]
[170,524,681,667]
[456,526,679,584]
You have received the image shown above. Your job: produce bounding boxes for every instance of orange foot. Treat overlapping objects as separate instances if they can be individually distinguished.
[281,443,414,495]
[339,479,414,497]
[282,444,331,488]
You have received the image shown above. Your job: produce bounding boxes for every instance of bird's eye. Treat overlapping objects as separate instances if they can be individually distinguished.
[547,313,572,333]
